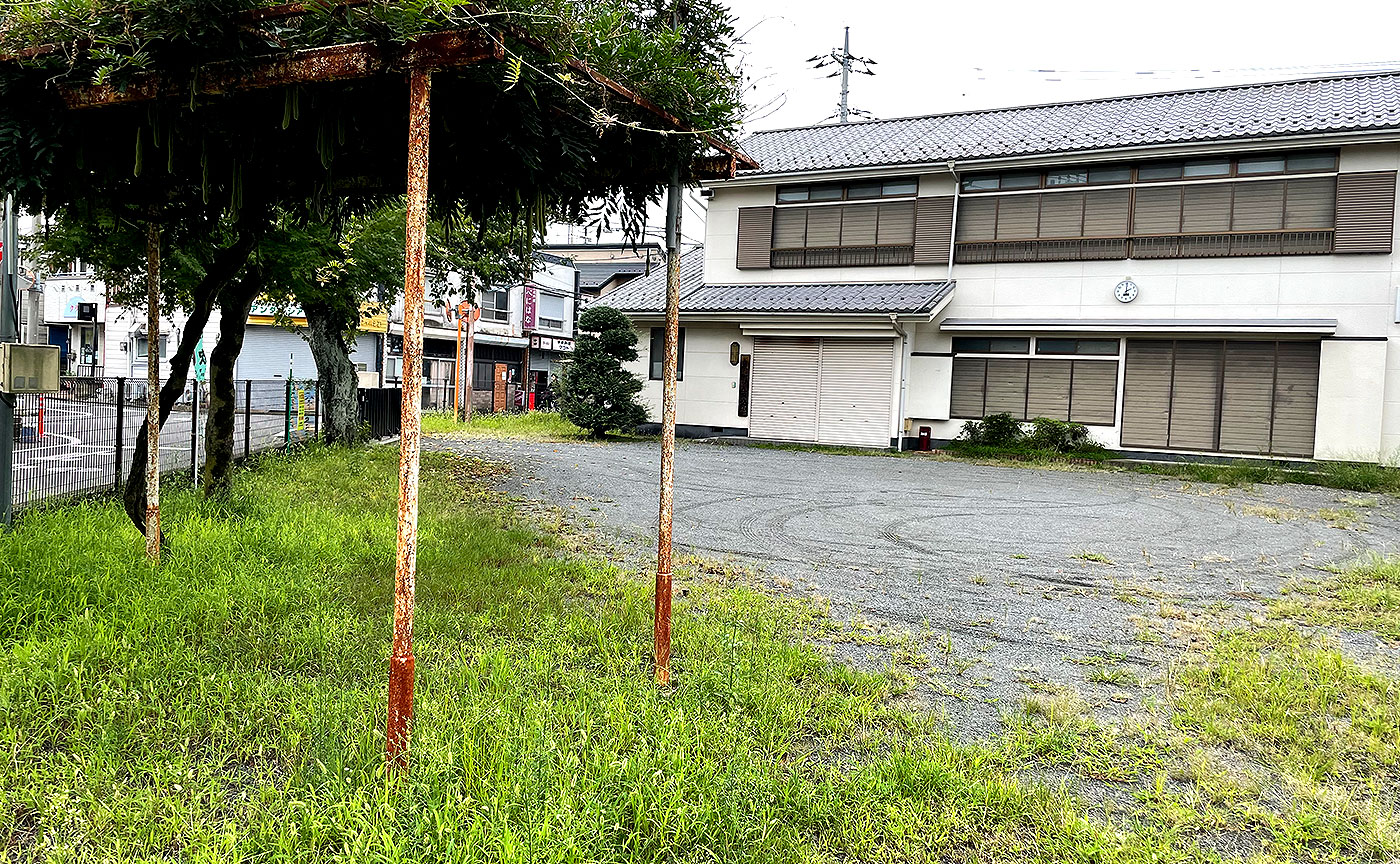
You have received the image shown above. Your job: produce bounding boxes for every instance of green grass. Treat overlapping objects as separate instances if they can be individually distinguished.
[1130,458,1400,495]
[1271,554,1400,643]
[421,409,593,441]
[1,444,1210,863]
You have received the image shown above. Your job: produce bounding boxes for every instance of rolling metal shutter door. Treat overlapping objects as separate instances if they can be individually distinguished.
[1121,340,1174,448]
[749,337,820,442]
[237,326,315,381]
[816,338,895,447]
[1271,342,1320,457]
[1218,341,1276,454]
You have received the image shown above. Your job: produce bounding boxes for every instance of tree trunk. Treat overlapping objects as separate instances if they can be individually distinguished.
[304,300,361,445]
[202,268,262,496]
[122,232,257,536]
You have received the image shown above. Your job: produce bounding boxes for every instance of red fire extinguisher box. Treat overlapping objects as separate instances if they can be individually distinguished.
[918,426,931,451]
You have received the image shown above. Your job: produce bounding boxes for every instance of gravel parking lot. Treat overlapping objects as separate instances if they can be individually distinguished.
[428,436,1400,738]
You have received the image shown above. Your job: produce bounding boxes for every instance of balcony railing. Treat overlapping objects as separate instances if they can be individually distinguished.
[954,230,1335,264]
[771,244,915,269]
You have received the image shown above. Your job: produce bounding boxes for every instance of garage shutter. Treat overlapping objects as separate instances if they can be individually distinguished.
[1121,340,1174,448]
[237,325,315,381]
[1167,341,1224,451]
[1271,341,1320,457]
[950,358,986,418]
[1068,361,1117,425]
[1218,341,1275,454]
[1122,339,1319,456]
[817,339,895,447]
[749,337,820,442]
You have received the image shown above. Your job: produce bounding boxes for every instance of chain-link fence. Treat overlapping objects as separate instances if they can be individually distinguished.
[9,376,390,512]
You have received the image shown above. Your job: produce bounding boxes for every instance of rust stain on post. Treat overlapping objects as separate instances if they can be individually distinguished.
[655,166,682,686]
[145,223,162,562]
[386,67,431,771]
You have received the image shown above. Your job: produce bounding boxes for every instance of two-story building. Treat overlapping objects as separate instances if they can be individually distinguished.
[603,72,1400,461]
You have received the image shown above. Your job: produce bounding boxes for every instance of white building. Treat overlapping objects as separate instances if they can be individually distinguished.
[602,72,1400,461]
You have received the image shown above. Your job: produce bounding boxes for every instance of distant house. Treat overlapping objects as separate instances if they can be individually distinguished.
[603,71,1400,460]
[542,242,662,300]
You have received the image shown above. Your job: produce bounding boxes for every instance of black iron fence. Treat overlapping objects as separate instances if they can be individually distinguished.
[9,376,400,512]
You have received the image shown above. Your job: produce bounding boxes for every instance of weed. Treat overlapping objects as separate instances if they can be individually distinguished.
[1072,551,1115,565]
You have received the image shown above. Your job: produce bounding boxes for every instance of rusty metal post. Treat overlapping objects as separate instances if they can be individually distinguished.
[655,163,682,685]
[454,311,463,422]
[463,307,477,422]
[386,67,431,771]
[144,223,162,562]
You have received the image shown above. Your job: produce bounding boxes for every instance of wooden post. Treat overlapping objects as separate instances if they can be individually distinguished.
[144,224,162,562]
[655,164,682,685]
[386,67,431,771]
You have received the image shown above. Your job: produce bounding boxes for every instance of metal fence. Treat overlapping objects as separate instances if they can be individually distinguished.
[8,376,396,512]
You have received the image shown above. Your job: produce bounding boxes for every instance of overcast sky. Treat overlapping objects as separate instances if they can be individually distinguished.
[558,0,1400,248]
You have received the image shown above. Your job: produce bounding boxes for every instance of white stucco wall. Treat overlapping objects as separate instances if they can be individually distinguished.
[1316,339,1387,460]
[629,323,751,431]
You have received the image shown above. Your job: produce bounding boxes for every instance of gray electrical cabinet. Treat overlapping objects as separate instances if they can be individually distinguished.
[0,343,61,393]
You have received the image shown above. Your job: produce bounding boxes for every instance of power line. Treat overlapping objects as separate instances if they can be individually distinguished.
[807,26,876,123]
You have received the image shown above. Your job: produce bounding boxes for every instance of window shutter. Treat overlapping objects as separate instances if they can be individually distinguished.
[1037,192,1084,239]
[1132,186,1182,234]
[1181,184,1232,233]
[1121,340,1174,448]
[956,197,998,242]
[771,208,807,250]
[736,206,775,269]
[1217,341,1276,454]
[877,201,917,246]
[1068,361,1118,426]
[1167,340,1224,451]
[1334,171,1397,254]
[840,203,879,246]
[950,358,987,417]
[805,207,842,247]
[984,359,1030,419]
[995,196,1039,240]
[913,196,953,264]
[1283,177,1336,229]
[1082,189,1132,236]
[1270,340,1320,457]
[1231,179,1285,231]
[1026,359,1071,420]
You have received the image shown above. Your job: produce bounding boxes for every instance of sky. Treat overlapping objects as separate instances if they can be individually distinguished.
[552,0,1400,246]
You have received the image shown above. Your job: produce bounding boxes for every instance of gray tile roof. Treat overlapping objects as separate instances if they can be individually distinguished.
[598,247,953,315]
[575,260,650,288]
[740,72,1400,176]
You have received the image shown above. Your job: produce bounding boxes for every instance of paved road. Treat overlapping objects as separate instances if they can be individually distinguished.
[12,395,298,508]
[427,436,1400,737]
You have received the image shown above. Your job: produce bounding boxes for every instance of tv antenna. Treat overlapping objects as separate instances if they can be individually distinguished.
[808,26,877,123]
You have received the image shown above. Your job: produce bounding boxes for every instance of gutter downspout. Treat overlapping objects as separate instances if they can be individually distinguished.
[946,160,959,284]
[890,313,909,452]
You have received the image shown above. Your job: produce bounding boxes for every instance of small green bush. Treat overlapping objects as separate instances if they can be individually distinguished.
[958,412,1024,447]
[1025,418,1098,454]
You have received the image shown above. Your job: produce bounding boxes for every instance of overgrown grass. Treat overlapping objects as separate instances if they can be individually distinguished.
[421,409,592,441]
[1130,458,1400,495]
[1272,554,1400,643]
[1,445,1205,863]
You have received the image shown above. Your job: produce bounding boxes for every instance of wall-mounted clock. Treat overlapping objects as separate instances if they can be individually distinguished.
[1114,279,1139,303]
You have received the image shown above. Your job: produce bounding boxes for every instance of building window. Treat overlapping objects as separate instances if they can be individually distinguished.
[771,200,916,268]
[776,176,918,204]
[538,293,566,330]
[961,151,1338,192]
[951,339,1119,426]
[952,337,1030,354]
[481,288,509,322]
[649,327,685,381]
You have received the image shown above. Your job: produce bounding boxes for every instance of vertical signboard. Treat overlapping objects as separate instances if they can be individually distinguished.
[522,284,537,331]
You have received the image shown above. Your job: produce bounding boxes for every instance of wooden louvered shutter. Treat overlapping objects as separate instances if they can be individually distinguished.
[913,196,954,264]
[1083,189,1132,236]
[1026,359,1071,420]
[736,206,775,269]
[1232,180,1286,231]
[805,207,842,247]
[771,208,806,248]
[877,201,916,245]
[840,203,879,247]
[1068,361,1118,426]
[1121,340,1174,448]
[1037,193,1084,239]
[956,197,998,242]
[1217,341,1276,454]
[1132,186,1183,234]
[1334,171,1397,254]
[984,359,1029,419]
[995,196,1040,240]
[1167,340,1224,451]
[1284,177,1336,228]
[950,358,987,418]
[1270,341,1320,457]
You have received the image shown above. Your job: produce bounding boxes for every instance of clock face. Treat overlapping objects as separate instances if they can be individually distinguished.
[1114,280,1139,303]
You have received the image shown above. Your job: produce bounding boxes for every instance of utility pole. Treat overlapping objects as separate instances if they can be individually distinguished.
[808,27,877,124]
[144,223,161,561]
[1,196,18,527]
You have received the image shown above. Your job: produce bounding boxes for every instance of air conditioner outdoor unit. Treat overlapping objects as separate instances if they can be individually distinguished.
[0,344,61,393]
